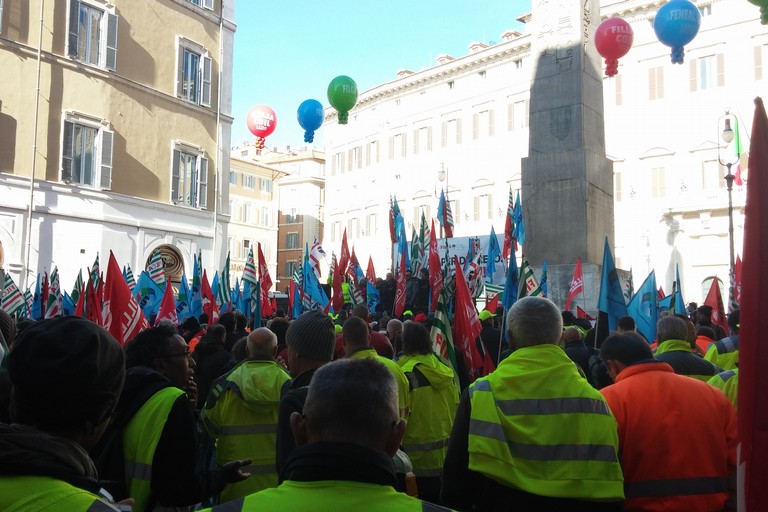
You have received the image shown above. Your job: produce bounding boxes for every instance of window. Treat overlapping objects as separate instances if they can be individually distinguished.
[473,193,493,221]
[171,143,208,208]
[389,133,406,160]
[690,54,724,91]
[701,160,726,191]
[286,233,299,249]
[260,207,271,227]
[187,0,213,9]
[699,5,712,16]
[413,205,430,224]
[61,115,113,189]
[67,1,118,70]
[229,171,237,185]
[614,172,622,202]
[413,126,432,154]
[0,0,4,35]
[755,44,768,80]
[242,175,255,189]
[240,239,251,259]
[229,200,235,215]
[260,178,272,193]
[347,146,362,170]
[473,110,494,139]
[366,212,377,237]
[332,152,345,175]
[286,208,299,223]
[177,39,212,106]
[650,167,666,199]
[648,66,664,100]
[449,198,460,224]
[366,140,380,165]
[509,100,529,131]
[285,260,298,277]
[442,118,462,146]
[331,221,341,242]
[240,202,252,223]
[349,217,360,238]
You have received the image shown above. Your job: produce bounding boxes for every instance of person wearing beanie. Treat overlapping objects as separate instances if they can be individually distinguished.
[275,310,336,475]
[0,316,127,511]
[202,328,291,501]
[334,304,395,360]
[0,307,18,423]
[91,324,250,512]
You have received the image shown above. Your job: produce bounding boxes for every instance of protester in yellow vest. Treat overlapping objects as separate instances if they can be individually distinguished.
[203,327,291,502]
[397,321,458,502]
[200,358,452,512]
[655,316,723,382]
[0,317,128,511]
[94,324,249,512]
[441,296,625,511]
[708,368,739,411]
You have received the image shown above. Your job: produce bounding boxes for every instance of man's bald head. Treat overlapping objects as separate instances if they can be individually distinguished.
[247,327,277,359]
[562,327,582,343]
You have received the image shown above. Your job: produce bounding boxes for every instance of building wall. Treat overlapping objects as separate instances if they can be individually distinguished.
[0,0,235,288]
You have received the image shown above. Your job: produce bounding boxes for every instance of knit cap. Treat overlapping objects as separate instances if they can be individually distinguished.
[0,308,16,345]
[8,316,125,433]
[286,310,336,362]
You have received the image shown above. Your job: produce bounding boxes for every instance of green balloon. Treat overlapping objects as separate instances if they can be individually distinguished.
[327,75,358,124]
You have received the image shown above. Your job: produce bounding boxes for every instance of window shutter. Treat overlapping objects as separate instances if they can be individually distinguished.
[441,122,447,147]
[508,104,514,131]
[456,118,462,144]
[717,53,725,87]
[356,147,362,168]
[67,0,80,57]
[105,13,118,71]
[62,121,74,182]
[615,74,623,106]
[487,195,493,219]
[201,54,212,106]
[401,134,407,157]
[473,113,479,140]
[454,199,460,223]
[427,127,432,151]
[198,156,208,208]
[348,149,353,170]
[473,196,480,222]
[171,149,180,203]
[658,68,664,99]
[488,109,495,137]
[365,144,371,166]
[388,136,394,160]
[689,58,698,92]
[755,46,763,81]
[99,128,113,190]
[203,0,214,9]
[176,46,185,97]
[413,129,419,154]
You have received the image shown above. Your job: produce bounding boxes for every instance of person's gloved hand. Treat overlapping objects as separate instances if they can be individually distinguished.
[221,459,251,483]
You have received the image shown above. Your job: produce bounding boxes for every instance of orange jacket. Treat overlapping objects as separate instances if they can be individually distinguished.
[601,361,737,511]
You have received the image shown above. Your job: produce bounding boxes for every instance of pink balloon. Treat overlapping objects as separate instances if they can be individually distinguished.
[594,18,634,76]
[246,105,277,139]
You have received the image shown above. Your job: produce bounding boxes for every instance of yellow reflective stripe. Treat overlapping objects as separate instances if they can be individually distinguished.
[219,424,277,435]
[625,477,729,498]
[402,438,449,452]
[124,459,153,481]
[495,397,611,416]
[469,418,617,463]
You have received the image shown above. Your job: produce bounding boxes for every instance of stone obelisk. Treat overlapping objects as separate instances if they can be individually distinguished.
[521,0,613,309]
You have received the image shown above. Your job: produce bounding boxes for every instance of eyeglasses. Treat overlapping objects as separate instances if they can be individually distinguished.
[164,350,192,359]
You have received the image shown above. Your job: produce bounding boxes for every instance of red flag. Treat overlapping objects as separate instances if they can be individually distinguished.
[738,97,768,510]
[201,269,220,323]
[103,251,149,345]
[85,278,102,326]
[394,249,406,317]
[576,306,595,321]
[702,279,729,338]
[452,256,485,382]
[564,256,584,310]
[338,229,350,277]
[389,198,397,244]
[74,284,86,317]
[155,280,178,325]
[366,256,377,283]
[484,293,500,313]
[734,255,743,307]
[428,219,443,312]
[657,286,665,300]
[288,280,296,316]
[41,272,49,313]
[502,187,514,258]
[258,243,274,317]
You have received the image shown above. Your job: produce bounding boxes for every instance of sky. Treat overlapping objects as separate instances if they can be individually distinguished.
[231,1,532,150]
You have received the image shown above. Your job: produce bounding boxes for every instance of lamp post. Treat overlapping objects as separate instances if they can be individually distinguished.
[717,112,738,307]
[437,164,448,238]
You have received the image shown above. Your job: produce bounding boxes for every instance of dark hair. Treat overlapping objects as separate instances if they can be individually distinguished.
[124,324,180,368]
[600,332,653,367]
[617,315,636,331]
[235,312,248,331]
[696,326,715,340]
[231,336,248,363]
[218,312,236,332]
[269,317,290,347]
[402,321,432,355]
[342,316,370,348]
[180,316,200,332]
[204,323,226,341]
[561,311,577,325]
[351,304,370,321]
[727,309,740,330]
[198,313,209,324]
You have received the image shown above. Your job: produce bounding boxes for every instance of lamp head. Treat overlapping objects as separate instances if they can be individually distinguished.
[722,118,734,144]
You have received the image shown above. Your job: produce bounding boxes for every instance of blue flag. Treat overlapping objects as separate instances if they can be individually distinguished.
[252,280,262,329]
[292,280,302,318]
[627,270,658,343]
[30,273,42,320]
[502,251,519,311]
[241,280,252,317]
[303,244,330,309]
[134,270,164,318]
[598,237,628,331]
[540,260,548,298]
[393,197,410,272]
[62,292,75,316]
[190,254,202,320]
[486,226,501,283]
[512,191,526,247]
[177,272,192,321]
[673,264,686,315]
[211,272,221,308]
[367,281,380,312]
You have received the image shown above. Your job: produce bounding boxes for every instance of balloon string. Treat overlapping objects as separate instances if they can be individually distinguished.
[671,47,685,65]
[304,131,314,144]
[255,137,265,150]
[338,111,349,125]
[604,58,618,77]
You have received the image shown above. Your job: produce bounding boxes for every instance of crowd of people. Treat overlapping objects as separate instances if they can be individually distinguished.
[0,292,740,511]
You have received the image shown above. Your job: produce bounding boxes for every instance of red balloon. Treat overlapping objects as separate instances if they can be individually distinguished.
[246,105,277,139]
[594,18,634,76]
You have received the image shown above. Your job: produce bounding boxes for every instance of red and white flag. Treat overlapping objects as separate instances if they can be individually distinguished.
[309,238,326,277]
[564,256,584,310]
[453,256,487,382]
[103,251,149,345]
[702,279,729,338]
[155,280,178,326]
[200,269,219,323]
[258,243,274,317]
[428,219,443,312]
[394,249,407,318]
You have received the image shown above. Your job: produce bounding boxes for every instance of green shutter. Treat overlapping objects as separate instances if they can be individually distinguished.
[106,13,118,71]
[62,121,74,182]
[68,0,80,58]
[100,128,113,189]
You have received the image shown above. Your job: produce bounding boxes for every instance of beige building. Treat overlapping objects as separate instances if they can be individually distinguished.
[0,0,235,289]
[322,0,758,306]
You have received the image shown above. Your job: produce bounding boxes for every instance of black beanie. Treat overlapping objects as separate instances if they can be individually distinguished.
[8,316,125,433]
[0,308,16,345]
[286,310,336,362]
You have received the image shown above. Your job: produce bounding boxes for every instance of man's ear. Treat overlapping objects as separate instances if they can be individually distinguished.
[385,419,407,457]
[153,357,168,374]
[290,411,308,447]
[605,360,622,382]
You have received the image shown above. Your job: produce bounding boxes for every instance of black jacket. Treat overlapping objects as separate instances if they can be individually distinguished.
[275,368,318,477]
[192,337,233,410]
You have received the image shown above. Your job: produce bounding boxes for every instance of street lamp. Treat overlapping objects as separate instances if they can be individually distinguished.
[717,111,738,307]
